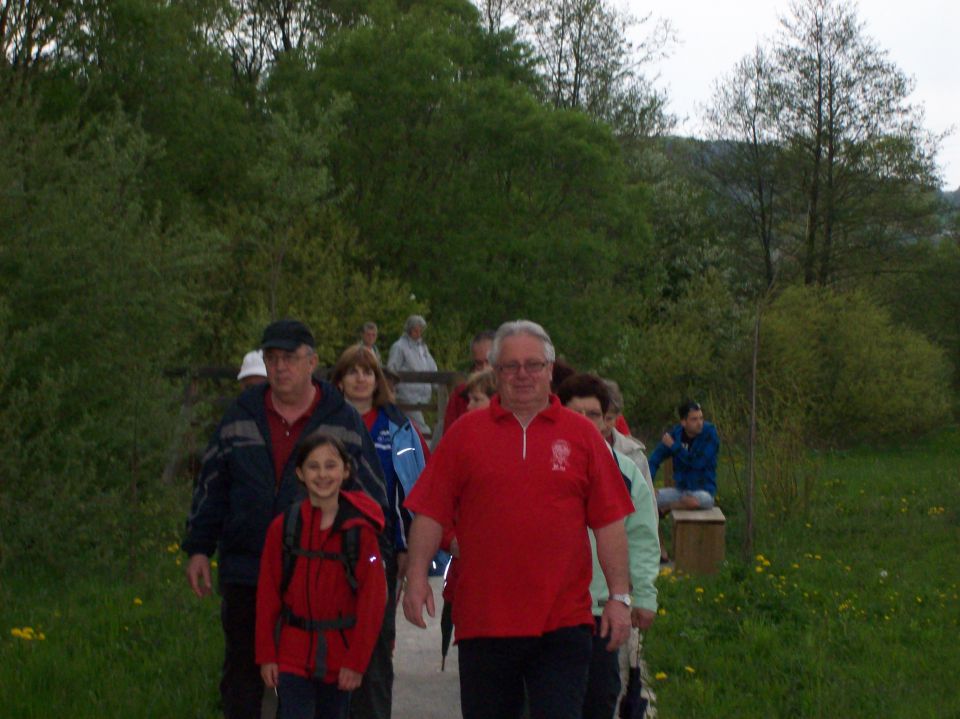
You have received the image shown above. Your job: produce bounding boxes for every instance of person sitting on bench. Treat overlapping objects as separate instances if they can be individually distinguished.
[649,401,719,514]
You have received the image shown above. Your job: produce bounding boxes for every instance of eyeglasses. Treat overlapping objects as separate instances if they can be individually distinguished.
[496,361,549,376]
[579,410,604,420]
[263,351,310,367]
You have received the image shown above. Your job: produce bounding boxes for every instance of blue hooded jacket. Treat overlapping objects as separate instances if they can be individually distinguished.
[648,421,720,497]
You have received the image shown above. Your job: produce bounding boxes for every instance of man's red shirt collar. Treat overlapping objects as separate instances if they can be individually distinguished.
[488,393,562,423]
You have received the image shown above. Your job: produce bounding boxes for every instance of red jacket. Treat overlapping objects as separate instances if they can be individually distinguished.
[256,491,387,682]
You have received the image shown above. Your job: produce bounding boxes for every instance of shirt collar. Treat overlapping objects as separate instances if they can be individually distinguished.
[489,394,562,423]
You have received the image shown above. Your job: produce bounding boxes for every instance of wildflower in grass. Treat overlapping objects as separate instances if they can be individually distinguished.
[11,627,38,640]
[685,666,696,674]
[805,523,812,528]
[166,542,180,553]
[658,608,667,616]
[755,566,764,573]
[814,554,822,560]
[695,587,704,594]
[655,672,668,681]
[133,597,143,606]
[211,560,218,569]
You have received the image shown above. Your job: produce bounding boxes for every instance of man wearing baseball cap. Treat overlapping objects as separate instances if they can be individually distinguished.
[184,319,386,719]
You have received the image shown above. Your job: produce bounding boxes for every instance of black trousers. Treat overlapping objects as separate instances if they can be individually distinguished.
[458,625,593,719]
[582,616,621,719]
[220,582,264,719]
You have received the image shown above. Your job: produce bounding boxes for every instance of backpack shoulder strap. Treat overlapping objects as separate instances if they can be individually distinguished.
[279,502,302,599]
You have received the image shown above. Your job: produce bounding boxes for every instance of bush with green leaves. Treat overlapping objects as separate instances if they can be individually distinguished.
[0,97,214,570]
[760,285,951,442]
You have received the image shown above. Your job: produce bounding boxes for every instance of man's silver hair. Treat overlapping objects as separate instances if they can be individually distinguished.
[602,378,624,414]
[404,314,427,334]
[489,320,556,366]
[362,321,377,332]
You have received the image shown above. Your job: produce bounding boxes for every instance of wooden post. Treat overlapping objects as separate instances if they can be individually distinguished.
[744,306,761,560]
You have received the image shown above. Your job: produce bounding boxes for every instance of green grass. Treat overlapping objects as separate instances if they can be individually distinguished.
[2,432,959,717]
[647,429,960,718]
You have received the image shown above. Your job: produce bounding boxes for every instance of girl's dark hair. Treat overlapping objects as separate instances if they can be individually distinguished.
[294,430,357,482]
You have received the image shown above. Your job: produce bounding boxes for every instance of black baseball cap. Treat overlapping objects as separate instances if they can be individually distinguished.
[260,319,316,352]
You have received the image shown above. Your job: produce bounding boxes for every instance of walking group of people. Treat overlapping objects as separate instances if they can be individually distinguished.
[183,316,719,719]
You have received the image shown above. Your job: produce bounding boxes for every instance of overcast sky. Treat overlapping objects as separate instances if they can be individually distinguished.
[624,0,959,189]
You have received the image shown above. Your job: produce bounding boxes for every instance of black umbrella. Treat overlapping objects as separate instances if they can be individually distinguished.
[440,599,454,671]
[619,633,648,719]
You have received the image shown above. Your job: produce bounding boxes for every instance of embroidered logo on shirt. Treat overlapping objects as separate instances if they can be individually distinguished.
[551,439,571,471]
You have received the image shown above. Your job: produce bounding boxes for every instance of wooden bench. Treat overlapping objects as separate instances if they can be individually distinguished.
[670,507,726,575]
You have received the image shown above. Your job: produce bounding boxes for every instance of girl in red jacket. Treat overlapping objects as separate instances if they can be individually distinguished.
[256,431,387,719]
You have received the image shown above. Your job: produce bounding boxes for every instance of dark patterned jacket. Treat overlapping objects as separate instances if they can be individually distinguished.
[183,380,387,586]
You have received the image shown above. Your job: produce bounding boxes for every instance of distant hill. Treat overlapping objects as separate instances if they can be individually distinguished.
[943,187,960,208]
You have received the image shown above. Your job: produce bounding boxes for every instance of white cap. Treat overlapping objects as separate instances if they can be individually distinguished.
[237,350,267,380]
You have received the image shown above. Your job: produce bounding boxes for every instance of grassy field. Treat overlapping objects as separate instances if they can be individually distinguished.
[648,429,960,718]
[2,431,958,718]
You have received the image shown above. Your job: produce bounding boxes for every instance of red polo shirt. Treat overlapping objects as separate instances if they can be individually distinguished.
[405,394,633,640]
[265,382,322,486]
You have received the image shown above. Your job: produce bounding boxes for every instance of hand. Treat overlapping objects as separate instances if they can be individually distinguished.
[661,432,674,448]
[449,537,460,558]
[401,574,435,629]
[632,607,656,631]
[338,668,362,691]
[186,554,213,598]
[599,599,631,651]
[260,663,279,688]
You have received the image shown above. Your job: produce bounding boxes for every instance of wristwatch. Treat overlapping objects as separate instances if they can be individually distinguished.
[610,593,632,607]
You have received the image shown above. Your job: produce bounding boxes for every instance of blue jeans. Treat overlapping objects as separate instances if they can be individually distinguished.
[656,487,714,511]
[278,673,350,719]
[458,625,592,719]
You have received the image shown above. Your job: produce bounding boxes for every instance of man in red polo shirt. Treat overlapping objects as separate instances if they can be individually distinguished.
[441,330,495,434]
[402,320,634,719]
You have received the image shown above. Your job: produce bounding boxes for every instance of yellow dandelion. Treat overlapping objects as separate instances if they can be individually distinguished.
[755,566,764,573]
[695,587,705,594]
[11,628,23,638]
[791,563,800,569]
[685,666,696,674]
[658,608,667,616]
[37,633,46,641]
[133,598,143,606]
[211,560,219,569]
[166,543,180,553]
[659,566,673,577]
[655,672,668,681]
[814,554,822,560]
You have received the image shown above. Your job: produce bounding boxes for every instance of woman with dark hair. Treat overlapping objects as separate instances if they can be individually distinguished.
[330,345,430,719]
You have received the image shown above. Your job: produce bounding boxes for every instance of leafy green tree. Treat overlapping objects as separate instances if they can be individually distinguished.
[0,95,220,568]
[267,0,652,366]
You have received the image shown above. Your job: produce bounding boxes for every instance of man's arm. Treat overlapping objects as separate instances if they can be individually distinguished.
[623,460,659,629]
[593,520,632,650]
[670,425,720,494]
[183,430,230,596]
[401,514,443,628]
[386,340,403,372]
